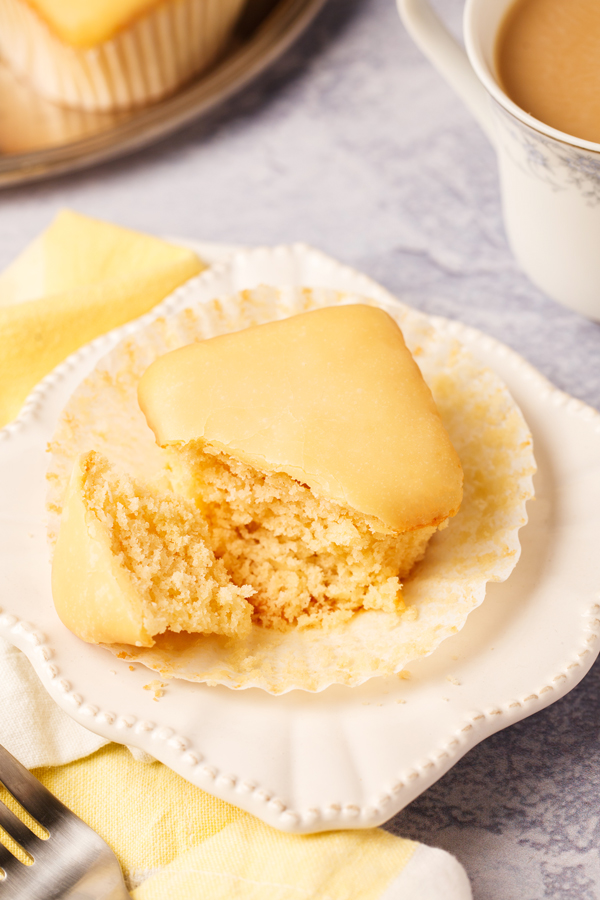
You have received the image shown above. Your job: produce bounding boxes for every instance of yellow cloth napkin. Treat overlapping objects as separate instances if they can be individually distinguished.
[0,214,470,899]
[0,209,204,428]
[29,745,419,899]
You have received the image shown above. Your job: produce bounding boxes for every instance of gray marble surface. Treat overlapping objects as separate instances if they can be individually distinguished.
[1,0,599,897]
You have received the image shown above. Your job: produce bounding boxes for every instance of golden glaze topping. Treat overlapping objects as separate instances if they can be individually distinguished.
[138,304,463,533]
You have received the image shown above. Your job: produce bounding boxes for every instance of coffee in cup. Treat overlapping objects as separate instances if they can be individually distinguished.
[496,0,600,144]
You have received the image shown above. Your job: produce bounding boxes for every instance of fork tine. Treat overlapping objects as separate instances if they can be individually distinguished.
[0,798,42,856]
[0,744,67,831]
[0,745,130,899]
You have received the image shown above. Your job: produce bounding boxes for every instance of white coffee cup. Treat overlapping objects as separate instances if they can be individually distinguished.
[397,0,600,320]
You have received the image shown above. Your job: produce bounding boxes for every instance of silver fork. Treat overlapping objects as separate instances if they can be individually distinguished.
[0,743,130,899]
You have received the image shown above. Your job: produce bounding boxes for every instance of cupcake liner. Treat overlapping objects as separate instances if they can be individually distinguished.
[0,0,246,111]
[47,285,536,693]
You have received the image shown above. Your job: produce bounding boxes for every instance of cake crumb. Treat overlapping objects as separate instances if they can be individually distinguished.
[143,680,167,701]
[446,675,461,686]
[403,607,419,622]
[396,699,406,705]
[398,670,411,681]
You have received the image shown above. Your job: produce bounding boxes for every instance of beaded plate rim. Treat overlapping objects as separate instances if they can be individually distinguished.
[1,242,599,833]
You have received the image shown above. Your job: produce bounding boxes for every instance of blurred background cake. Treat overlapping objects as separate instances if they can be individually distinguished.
[0,0,248,111]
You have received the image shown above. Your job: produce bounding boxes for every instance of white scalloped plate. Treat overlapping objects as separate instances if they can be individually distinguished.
[1,243,600,834]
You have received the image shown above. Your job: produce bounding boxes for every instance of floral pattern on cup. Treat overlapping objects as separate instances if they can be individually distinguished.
[492,101,600,206]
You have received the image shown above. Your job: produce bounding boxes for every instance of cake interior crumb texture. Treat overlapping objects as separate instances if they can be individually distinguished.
[166,442,439,631]
[82,451,254,638]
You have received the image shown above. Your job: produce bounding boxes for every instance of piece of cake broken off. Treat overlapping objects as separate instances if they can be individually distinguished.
[138,303,464,631]
[51,450,253,647]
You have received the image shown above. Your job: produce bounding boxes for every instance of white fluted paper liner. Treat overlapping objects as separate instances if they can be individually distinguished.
[47,285,535,693]
[0,0,246,111]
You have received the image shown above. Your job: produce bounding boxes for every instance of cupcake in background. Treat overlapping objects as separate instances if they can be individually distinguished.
[0,0,247,111]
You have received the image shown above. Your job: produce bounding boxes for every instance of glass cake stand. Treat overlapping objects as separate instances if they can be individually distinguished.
[0,0,326,188]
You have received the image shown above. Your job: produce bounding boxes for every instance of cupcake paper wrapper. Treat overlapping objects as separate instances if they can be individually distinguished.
[0,0,246,111]
[47,285,536,693]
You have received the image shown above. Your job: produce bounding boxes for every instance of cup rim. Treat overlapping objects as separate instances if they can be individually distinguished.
[463,0,600,154]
